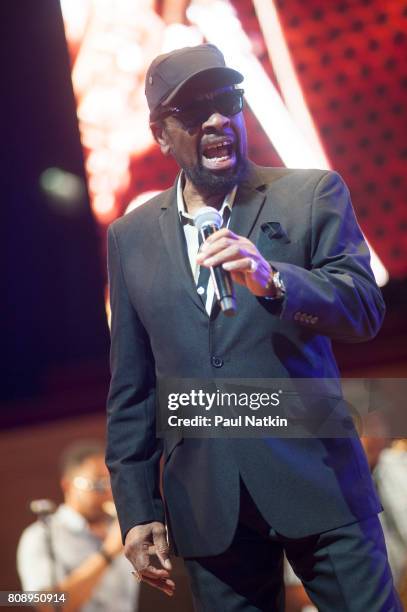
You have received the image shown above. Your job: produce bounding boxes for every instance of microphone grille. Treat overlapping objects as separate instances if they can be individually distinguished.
[193,206,222,232]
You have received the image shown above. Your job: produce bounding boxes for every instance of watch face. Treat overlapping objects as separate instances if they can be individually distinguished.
[264,269,285,299]
[273,271,282,289]
[273,271,286,297]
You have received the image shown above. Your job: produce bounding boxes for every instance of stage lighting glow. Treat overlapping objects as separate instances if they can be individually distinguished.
[40,167,85,214]
[252,0,388,286]
[93,192,115,216]
[186,0,388,286]
[61,0,165,223]
[61,0,388,285]
[77,88,126,126]
[367,250,389,287]
[116,44,144,72]
[107,117,152,154]
[86,149,128,177]
[161,23,203,53]
[187,1,327,169]
[125,190,162,215]
[80,126,105,150]
[252,0,329,167]
[89,172,123,195]
[59,0,91,43]
[105,283,111,329]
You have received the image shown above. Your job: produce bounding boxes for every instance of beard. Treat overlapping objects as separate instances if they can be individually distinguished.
[183,155,248,196]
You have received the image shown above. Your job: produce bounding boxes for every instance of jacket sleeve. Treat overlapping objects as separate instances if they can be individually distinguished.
[106,224,164,541]
[267,171,385,342]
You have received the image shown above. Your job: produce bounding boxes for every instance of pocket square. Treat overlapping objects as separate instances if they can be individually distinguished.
[260,222,290,243]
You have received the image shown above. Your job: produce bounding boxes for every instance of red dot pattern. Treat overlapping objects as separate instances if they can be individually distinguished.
[233,0,407,277]
[123,2,407,278]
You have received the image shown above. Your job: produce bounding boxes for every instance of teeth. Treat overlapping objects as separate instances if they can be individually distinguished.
[208,155,230,162]
[205,140,232,152]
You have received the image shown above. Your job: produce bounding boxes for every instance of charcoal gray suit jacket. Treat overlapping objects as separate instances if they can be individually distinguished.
[106,163,384,557]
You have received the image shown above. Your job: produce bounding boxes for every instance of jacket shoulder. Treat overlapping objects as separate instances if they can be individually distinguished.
[251,164,339,190]
[108,186,174,238]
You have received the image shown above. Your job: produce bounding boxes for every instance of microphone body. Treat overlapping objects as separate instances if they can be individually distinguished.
[194,207,237,316]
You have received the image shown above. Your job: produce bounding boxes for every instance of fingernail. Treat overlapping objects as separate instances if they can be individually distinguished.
[164,559,172,569]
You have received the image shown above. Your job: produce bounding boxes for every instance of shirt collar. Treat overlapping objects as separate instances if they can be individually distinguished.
[177,172,237,225]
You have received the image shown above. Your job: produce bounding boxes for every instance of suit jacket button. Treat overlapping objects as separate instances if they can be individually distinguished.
[211,356,224,368]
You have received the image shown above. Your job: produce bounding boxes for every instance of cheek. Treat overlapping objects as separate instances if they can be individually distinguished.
[177,139,199,166]
[88,495,103,509]
[237,120,247,154]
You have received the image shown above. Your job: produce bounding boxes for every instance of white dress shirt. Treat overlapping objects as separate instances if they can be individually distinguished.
[374,447,407,587]
[177,172,237,315]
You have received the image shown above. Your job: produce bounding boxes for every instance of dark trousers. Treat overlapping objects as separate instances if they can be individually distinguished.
[184,481,402,611]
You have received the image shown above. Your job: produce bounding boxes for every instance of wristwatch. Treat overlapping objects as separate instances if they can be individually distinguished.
[264,267,286,301]
[99,546,113,564]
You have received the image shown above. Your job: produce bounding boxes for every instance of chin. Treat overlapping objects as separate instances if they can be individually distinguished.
[186,158,248,195]
[87,508,106,522]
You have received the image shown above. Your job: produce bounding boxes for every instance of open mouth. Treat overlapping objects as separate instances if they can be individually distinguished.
[201,139,236,170]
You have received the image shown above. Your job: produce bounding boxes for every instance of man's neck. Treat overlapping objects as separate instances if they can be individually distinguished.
[65,500,107,531]
[182,177,230,215]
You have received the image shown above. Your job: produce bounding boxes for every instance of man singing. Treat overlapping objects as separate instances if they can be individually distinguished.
[106,44,400,610]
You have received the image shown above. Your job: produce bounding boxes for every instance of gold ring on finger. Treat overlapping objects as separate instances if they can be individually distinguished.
[249,258,258,273]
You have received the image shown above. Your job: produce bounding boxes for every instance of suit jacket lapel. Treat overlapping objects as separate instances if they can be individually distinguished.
[158,182,207,314]
[158,163,284,316]
[229,162,267,239]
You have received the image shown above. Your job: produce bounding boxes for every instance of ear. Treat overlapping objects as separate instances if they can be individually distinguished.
[60,476,69,494]
[150,121,171,156]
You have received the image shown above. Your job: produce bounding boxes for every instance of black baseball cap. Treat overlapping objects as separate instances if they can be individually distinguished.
[145,44,243,120]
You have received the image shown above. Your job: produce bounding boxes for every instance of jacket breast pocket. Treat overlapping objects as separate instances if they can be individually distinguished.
[256,222,306,266]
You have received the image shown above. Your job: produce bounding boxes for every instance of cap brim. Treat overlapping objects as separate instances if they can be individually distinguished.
[161,66,244,107]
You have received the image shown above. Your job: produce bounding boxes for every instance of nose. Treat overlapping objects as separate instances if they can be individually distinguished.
[202,112,231,131]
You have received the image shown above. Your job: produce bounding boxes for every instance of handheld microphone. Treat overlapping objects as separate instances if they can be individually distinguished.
[194,206,237,316]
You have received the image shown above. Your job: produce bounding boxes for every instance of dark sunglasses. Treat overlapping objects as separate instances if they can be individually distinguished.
[152,88,244,129]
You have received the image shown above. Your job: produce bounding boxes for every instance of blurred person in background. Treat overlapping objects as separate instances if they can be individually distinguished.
[363,436,407,605]
[17,440,139,612]
[284,428,405,611]
[284,558,316,612]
